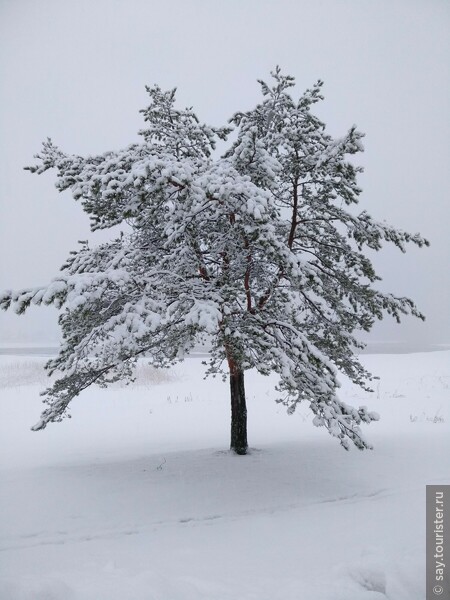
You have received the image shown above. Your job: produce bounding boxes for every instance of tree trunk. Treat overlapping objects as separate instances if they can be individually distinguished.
[228,358,248,455]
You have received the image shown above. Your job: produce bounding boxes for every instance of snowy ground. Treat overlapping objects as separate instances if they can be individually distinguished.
[0,351,449,600]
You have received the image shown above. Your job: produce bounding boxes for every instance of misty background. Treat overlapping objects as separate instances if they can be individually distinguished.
[0,0,449,349]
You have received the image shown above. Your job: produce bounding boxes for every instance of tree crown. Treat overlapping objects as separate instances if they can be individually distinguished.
[1,69,428,449]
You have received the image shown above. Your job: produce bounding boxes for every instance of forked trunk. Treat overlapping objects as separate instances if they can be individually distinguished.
[228,358,248,455]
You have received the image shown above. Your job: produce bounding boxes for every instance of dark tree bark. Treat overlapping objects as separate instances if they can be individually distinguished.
[228,358,248,455]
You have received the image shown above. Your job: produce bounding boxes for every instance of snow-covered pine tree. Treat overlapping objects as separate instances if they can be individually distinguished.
[1,70,428,454]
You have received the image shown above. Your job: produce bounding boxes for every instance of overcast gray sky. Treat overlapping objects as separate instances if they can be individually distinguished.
[0,0,449,346]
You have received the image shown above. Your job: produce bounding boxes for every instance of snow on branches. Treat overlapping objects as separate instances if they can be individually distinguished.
[2,68,428,450]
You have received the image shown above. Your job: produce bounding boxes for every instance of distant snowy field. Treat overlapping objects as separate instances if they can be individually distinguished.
[0,351,449,600]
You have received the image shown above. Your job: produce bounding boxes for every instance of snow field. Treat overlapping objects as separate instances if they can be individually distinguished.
[0,351,449,599]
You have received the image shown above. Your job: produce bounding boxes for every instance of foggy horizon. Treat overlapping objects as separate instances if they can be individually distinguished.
[1,0,449,348]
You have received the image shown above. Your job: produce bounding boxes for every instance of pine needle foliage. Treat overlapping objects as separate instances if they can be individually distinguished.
[1,69,428,452]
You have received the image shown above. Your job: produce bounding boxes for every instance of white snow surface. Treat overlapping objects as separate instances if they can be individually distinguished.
[0,351,449,600]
